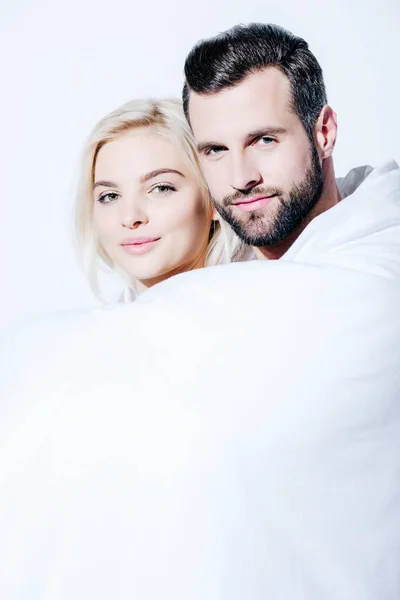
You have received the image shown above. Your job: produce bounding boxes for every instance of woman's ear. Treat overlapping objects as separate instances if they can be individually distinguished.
[314,105,338,159]
[212,208,220,221]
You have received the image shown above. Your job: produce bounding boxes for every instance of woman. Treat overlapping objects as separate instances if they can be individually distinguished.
[75,98,248,300]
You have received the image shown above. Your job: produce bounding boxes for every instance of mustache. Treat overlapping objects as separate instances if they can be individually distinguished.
[219,185,283,207]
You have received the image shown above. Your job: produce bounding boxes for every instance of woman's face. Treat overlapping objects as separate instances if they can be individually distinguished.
[93,128,211,289]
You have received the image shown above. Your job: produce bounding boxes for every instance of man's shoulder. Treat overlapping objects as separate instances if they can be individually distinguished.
[336,160,400,199]
[336,164,374,199]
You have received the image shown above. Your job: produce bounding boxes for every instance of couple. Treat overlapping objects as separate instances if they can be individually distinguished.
[77,22,391,299]
[2,22,400,600]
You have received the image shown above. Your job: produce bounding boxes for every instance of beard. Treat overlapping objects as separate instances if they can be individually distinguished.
[211,144,324,247]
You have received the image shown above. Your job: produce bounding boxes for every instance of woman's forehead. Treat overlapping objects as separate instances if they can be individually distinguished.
[94,129,189,180]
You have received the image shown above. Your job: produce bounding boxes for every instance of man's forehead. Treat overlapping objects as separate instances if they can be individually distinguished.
[188,67,293,141]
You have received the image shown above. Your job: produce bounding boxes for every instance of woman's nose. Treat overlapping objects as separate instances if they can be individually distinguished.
[121,199,149,229]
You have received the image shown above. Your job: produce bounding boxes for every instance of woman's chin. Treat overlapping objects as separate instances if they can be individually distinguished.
[116,256,168,284]
[115,253,203,291]
[125,267,171,290]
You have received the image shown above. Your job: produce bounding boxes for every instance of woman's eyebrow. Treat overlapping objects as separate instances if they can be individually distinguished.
[140,168,185,183]
[93,169,185,190]
[93,180,117,190]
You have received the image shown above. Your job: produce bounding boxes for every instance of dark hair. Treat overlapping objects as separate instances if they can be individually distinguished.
[183,23,327,139]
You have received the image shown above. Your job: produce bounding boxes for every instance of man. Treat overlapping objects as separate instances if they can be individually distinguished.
[182,23,398,259]
[177,23,400,599]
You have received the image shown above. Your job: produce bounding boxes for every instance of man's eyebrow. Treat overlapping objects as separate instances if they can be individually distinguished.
[196,141,222,154]
[93,180,117,190]
[246,127,288,139]
[140,168,185,183]
[196,127,288,153]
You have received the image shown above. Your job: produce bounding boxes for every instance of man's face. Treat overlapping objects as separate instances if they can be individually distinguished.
[188,68,324,247]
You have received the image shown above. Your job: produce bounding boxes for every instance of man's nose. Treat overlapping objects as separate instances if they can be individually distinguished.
[229,152,262,192]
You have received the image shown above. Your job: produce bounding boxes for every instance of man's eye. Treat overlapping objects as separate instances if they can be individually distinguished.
[257,136,275,146]
[97,192,120,204]
[149,184,177,195]
[205,146,225,156]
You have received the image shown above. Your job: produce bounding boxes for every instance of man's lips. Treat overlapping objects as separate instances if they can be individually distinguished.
[233,195,277,212]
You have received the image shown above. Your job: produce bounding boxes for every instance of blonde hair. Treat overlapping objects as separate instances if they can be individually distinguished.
[75,98,247,299]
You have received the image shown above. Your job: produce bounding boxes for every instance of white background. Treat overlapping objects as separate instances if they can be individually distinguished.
[1,0,399,334]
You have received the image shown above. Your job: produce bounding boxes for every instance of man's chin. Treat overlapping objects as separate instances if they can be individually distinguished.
[214,204,279,244]
[233,224,278,247]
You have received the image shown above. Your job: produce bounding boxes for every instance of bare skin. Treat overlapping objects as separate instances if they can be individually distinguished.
[189,67,340,259]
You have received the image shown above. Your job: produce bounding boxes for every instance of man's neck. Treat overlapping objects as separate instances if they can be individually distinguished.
[254,159,341,261]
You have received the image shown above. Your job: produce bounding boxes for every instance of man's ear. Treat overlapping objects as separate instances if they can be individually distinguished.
[314,105,337,159]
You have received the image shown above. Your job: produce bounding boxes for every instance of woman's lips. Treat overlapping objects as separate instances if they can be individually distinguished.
[120,237,161,255]
[234,195,276,212]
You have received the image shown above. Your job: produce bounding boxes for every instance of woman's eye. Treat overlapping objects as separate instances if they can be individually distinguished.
[150,184,177,195]
[97,192,120,204]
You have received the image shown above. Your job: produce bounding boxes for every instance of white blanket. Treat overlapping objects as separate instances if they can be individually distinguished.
[1,161,400,599]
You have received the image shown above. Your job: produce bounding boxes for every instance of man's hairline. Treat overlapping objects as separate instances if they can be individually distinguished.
[183,66,315,145]
[184,65,307,128]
